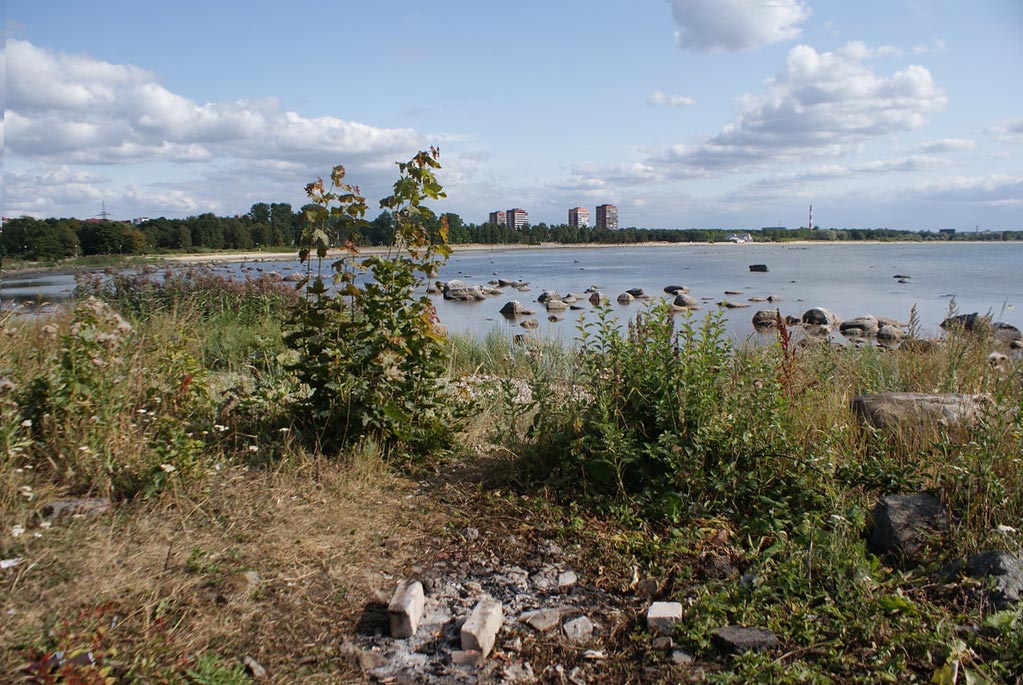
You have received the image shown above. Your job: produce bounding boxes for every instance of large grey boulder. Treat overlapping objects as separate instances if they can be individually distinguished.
[617,292,635,304]
[664,285,689,294]
[877,324,905,343]
[537,290,561,304]
[868,493,949,563]
[499,301,529,317]
[673,293,699,308]
[752,309,782,330]
[443,280,487,301]
[802,307,841,327]
[851,393,990,433]
[940,312,992,333]
[966,551,1023,609]
[992,322,1022,345]
[840,316,879,337]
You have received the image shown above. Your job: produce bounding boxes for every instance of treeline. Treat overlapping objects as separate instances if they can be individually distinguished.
[3,207,1021,261]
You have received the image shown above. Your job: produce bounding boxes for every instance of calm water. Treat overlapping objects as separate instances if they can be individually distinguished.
[3,243,1021,343]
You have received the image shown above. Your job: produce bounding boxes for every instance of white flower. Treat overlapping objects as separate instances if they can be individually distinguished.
[39,521,52,530]
[20,419,32,428]
[214,424,228,433]
[160,464,177,473]
[995,525,1018,535]
[11,525,25,538]
[248,445,259,452]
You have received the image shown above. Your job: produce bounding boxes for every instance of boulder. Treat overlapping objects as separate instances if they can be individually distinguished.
[617,292,635,304]
[877,324,905,342]
[966,551,1023,609]
[663,285,689,294]
[767,295,783,303]
[851,392,990,433]
[840,316,880,337]
[940,312,992,333]
[802,307,841,327]
[868,493,949,563]
[673,293,699,308]
[752,309,782,330]
[718,300,749,309]
[537,291,561,304]
[626,287,649,298]
[499,301,528,318]
[520,319,539,329]
[545,299,568,312]
[992,322,1023,345]
[444,281,487,301]
[749,264,769,273]
[712,626,779,654]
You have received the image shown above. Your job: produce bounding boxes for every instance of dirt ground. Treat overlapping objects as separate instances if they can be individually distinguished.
[1,451,679,684]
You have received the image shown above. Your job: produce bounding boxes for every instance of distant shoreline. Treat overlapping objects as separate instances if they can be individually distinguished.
[162,239,1017,267]
[3,240,1018,277]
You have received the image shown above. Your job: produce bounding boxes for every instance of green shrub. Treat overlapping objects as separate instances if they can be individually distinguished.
[285,149,463,456]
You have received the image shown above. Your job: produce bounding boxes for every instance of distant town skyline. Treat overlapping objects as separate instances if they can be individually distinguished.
[5,1,1022,230]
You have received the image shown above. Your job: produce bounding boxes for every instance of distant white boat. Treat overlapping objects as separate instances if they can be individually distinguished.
[727,233,753,244]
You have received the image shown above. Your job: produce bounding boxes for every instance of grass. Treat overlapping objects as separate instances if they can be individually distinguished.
[2,271,1022,683]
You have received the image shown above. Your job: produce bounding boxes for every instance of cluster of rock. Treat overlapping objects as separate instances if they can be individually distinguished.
[853,393,1022,610]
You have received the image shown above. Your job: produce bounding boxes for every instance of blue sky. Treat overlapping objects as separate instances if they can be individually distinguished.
[5,0,1022,230]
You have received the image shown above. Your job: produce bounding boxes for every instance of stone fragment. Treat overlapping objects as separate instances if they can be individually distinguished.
[387,579,425,638]
[461,599,504,658]
[520,319,539,329]
[671,649,695,665]
[40,498,111,518]
[651,636,673,650]
[521,608,563,633]
[966,550,1023,608]
[562,615,593,644]
[752,309,782,329]
[634,578,659,599]
[499,301,527,317]
[749,264,769,272]
[646,601,683,635]
[712,626,779,654]
[558,570,578,591]
[243,656,267,680]
[868,492,949,563]
[451,650,482,666]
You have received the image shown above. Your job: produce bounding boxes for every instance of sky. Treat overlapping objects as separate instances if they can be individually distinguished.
[4,0,1022,231]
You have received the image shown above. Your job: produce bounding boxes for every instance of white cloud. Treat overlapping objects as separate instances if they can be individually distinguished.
[913,39,947,55]
[912,138,975,154]
[648,91,696,107]
[653,42,948,175]
[668,0,811,53]
[6,39,426,166]
[985,118,1023,144]
[912,174,1023,206]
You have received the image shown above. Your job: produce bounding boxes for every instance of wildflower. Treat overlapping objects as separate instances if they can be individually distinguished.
[248,445,259,453]
[20,419,32,428]
[160,463,177,473]
[11,525,25,538]
[214,424,228,433]
[39,521,52,530]
[18,485,34,501]
[278,427,290,433]
[995,525,1018,535]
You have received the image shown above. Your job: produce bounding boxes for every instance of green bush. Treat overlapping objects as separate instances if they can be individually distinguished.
[285,149,463,456]
[527,302,825,526]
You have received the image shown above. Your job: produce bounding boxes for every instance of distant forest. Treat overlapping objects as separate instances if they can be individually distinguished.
[2,202,1021,261]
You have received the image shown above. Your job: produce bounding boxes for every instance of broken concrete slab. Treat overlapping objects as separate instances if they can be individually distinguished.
[646,602,683,635]
[388,579,425,639]
[461,599,504,658]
